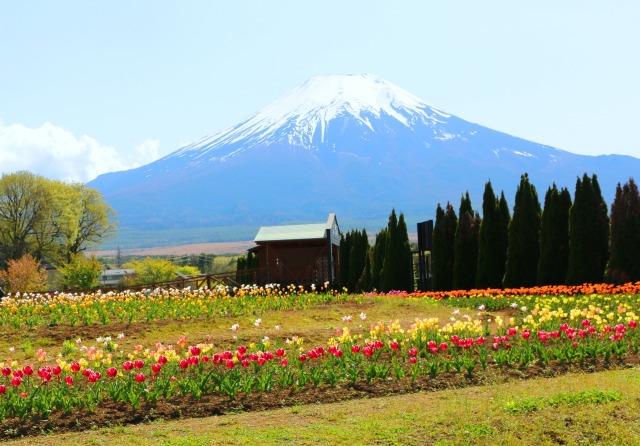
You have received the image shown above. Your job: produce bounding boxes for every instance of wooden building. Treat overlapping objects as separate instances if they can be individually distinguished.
[250,214,341,286]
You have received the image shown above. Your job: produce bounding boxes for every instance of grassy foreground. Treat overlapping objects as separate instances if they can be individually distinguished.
[3,367,639,446]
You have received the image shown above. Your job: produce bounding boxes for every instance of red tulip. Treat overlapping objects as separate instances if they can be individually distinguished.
[107,367,118,378]
[52,365,62,376]
[22,365,33,376]
[241,359,250,367]
[1,367,10,376]
[335,349,343,357]
[152,363,162,374]
[298,354,307,362]
[439,342,448,351]
[281,358,289,366]
[179,359,188,369]
[70,362,81,373]
[190,346,201,356]
[351,345,361,353]
[629,320,638,328]
[122,361,133,371]
[390,341,400,350]
[225,359,235,369]
[409,357,417,364]
[0,385,5,394]
[11,376,22,386]
[408,348,418,357]
[133,359,144,369]
[237,345,247,355]
[65,376,74,386]
[275,348,285,357]
[135,373,145,383]
[157,355,168,364]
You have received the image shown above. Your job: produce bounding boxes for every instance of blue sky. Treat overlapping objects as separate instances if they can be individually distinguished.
[1,1,639,182]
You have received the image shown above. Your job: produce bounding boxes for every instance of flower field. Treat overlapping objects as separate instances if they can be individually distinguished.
[1,282,640,441]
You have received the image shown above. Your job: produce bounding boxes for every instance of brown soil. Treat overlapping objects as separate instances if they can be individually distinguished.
[1,353,638,441]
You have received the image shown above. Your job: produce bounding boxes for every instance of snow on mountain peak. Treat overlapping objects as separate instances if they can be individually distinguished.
[173,74,451,158]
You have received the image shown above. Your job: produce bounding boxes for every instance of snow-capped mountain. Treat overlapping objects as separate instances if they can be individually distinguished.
[88,74,640,245]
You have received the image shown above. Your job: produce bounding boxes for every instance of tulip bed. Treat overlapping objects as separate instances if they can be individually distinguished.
[0,283,639,439]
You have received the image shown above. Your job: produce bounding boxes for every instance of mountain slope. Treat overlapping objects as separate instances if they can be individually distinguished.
[88,74,640,245]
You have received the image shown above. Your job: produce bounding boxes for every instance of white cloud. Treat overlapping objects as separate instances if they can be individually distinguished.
[0,120,162,183]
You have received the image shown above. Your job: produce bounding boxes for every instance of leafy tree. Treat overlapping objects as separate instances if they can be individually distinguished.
[370,229,388,291]
[537,184,571,285]
[431,203,457,291]
[0,253,48,293]
[0,172,116,267]
[606,178,640,283]
[176,265,201,276]
[0,172,52,266]
[566,174,610,285]
[503,173,541,288]
[61,184,117,262]
[57,254,103,290]
[124,257,177,285]
[453,192,480,290]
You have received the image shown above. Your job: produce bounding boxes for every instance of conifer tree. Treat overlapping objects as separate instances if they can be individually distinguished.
[431,202,457,291]
[566,174,610,285]
[339,232,351,289]
[453,192,480,290]
[476,181,502,288]
[537,184,572,285]
[497,191,511,284]
[348,229,369,292]
[381,209,412,292]
[503,173,541,288]
[607,178,640,283]
[371,229,388,291]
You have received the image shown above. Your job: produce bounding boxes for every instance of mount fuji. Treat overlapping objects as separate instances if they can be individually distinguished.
[88,74,640,246]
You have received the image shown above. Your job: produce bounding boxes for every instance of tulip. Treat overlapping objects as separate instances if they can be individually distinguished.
[225,359,235,369]
[65,376,74,386]
[275,348,285,357]
[133,359,144,369]
[23,365,34,376]
[0,385,5,394]
[390,341,399,350]
[157,355,168,364]
[152,363,162,374]
[241,359,250,367]
[52,365,62,375]
[298,354,307,362]
[11,376,22,386]
[351,345,361,353]
[409,357,417,364]
[123,361,134,371]
[1,367,10,376]
[237,345,247,354]
[409,348,418,357]
[179,359,188,369]
[135,373,145,383]
[190,346,201,356]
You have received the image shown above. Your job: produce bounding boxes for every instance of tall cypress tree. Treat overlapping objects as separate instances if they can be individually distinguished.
[453,192,480,290]
[607,178,640,283]
[381,209,413,292]
[537,184,572,285]
[476,181,503,288]
[497,191,511,285]
[431,202,457,291]
[566,173,610,285]
[348,229,370,292]
[371,229,388,291]
[339,232,351,290]
[503,173,541,288]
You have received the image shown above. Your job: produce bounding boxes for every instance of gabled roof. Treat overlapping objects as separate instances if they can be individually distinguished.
[254,213,339,242]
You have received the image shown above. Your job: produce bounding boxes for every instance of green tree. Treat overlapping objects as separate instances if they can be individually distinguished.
[339,232,352,289]
[370,229,388,291]
[537,184,572,285]
[431,203,457,291]
[57,254,103,290]
[566,174,610,285]
[125,257,177,285]
[453,192,480,290]
[348,229,369,292]
[476,181,509,289]
[0,172,52,266]
[61,184,117,262]
[0,172,117,267]
[382,210,413,292]
[606,178,640,283]
[503,173,541,288]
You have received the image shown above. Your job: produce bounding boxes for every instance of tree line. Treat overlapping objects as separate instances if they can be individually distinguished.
[432,173,640,291]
